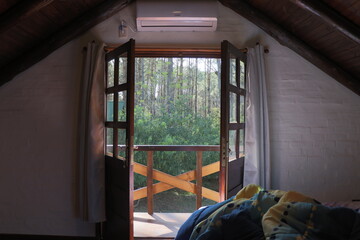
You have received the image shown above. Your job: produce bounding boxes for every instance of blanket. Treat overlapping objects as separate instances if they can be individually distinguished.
[175,184,360,240]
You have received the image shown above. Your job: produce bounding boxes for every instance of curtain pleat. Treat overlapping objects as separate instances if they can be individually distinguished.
[244,44,271,190]
[78,41,106,222]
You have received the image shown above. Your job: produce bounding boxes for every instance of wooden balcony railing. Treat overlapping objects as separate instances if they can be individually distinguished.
[133,145,220,215]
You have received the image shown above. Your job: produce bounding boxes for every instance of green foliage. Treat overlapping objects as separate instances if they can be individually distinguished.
[133,97,220,189]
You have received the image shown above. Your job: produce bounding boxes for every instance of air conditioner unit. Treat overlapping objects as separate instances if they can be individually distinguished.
[136,0,218,32]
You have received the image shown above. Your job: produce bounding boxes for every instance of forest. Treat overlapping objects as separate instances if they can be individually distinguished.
[134,57,220,192]
[133,57,222,211]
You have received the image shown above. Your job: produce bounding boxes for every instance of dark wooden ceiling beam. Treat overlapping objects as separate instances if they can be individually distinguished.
[290,0,360,45]
[219,0,360,96]
[0,0,54,35]
[0,0,130,87]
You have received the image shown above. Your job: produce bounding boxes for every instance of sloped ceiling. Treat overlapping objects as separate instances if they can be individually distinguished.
[0,0,130,86]
[219,0,360,95]
[0,0,359,95]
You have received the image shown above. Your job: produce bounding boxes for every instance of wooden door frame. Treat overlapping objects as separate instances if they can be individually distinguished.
[104,38,135,240]
[219,40,246,201]
[104,45,247,238]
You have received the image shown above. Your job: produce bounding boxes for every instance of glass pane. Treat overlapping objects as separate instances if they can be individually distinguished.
[230,55,236,86]
[239,129,244,157]
[228,130,236,162]
[106,128,113,156]
[230,92,237,123]
[118,91,127,121]
[117,128,127,160]
[240,95,245,123]
[107,60,115,88]
[240,61,245,89]
[106,94,114,121]
[119,54,127,85]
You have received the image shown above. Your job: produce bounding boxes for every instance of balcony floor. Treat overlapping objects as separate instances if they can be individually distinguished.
[134,212,192,239]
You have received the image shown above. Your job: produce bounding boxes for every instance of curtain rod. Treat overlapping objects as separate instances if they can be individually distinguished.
[103,46,230,52]
[103,46,269,54]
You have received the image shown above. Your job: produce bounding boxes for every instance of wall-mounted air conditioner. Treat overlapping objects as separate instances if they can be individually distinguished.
[136,0,218,32]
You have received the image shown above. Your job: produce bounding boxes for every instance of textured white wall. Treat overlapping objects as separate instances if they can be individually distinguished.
[0,1,359,236]
[0,39,96,236]
[264,40,360,201]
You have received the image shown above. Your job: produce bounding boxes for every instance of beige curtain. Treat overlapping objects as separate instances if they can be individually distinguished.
[78,41,106,222]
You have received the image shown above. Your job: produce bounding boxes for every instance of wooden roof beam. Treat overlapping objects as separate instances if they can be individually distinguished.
[0,0,54,35]
[0,0,130,87]
[219,0,360,96]
[290,0,360,45]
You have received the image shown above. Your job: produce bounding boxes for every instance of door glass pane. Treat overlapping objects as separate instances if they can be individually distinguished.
[240,60,245,89]
[106,128,113,156]
[228,130,236,162]
[118,128,126,160]
[239,129,244,157]
[118,91,127,121]
[106,93,114,121]
[230,92,237,123]
[239,95,245,123]
[107,60,115,87]
[119,54,127,85]
[230,54,236,86]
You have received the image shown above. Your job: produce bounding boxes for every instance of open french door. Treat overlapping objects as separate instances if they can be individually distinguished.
[220,40,247,201]
[104,39,135,240]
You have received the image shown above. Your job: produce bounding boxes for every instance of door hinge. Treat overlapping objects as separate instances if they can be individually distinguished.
[221,137,228,167]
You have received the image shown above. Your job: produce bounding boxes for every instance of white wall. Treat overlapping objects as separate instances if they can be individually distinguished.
[0,1,359,236]
[0,39,96,236]
[265,42,360,201]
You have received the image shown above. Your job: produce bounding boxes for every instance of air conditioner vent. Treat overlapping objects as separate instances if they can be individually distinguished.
[137,17,217,31]
[136,0,218,32]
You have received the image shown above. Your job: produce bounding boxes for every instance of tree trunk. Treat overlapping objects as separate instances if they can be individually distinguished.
[189,58,194,112]
[167,58,174,113]
[216,59,221,109]
[179,58,183,97]
[139,58,145,108]
[207,59,211,116]
[195,58,198,117]
[204,59,208,117]
[149,59,156,116]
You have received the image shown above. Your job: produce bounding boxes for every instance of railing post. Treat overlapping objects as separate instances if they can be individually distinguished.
[147,151,154,215]
[196,151,203,209]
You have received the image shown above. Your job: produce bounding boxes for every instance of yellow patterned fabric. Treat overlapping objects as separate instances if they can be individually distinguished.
[234,184,262,200]
[185,185,360,240]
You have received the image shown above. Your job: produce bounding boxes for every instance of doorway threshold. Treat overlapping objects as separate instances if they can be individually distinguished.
[134,212,191,239]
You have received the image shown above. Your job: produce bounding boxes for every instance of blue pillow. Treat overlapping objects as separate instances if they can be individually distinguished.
[175,197,234,240]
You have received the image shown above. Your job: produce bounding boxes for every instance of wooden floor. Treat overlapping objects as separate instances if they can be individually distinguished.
[134,212,191,239]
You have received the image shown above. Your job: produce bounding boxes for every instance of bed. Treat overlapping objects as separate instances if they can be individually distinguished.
[175,184,360,240]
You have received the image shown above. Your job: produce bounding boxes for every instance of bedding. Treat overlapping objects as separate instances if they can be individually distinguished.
[175,184,360,240]
[323,201,360,213]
